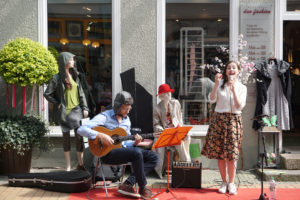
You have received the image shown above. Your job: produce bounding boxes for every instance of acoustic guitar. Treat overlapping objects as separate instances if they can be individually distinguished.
[89,126,154,157]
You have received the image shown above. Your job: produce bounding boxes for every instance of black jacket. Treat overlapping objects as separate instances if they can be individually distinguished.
[44,52,89,125]
[253,59,293,130]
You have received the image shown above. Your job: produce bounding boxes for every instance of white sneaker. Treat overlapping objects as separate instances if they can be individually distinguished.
[228,183,237,195]
[218,182,227,194]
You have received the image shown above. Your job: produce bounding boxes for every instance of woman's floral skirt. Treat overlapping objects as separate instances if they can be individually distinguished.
[201,112,243,161]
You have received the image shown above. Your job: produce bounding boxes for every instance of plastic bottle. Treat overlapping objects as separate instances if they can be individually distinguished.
[269,177,276,200]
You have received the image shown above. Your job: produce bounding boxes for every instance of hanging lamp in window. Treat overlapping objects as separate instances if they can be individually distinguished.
[60,38,69,45]
[92,41,100,48]
[82,39,91,46]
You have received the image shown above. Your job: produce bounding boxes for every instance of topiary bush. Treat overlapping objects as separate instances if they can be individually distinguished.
[0,38,58,86]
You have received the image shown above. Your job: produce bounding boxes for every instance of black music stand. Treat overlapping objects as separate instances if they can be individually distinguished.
[150,126,192,200]
[252,115,269,200]
[258,133,268,200]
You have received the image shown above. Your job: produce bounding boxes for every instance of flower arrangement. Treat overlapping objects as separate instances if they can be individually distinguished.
[200,34,256,84]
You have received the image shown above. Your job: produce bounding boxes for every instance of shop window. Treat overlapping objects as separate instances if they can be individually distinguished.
[283,21,300,132]
[166,0,229,125]
[47,1,112,125]
[287,0,300,12]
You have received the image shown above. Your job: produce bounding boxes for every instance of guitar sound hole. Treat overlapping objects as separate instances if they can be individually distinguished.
[112,135,121,145]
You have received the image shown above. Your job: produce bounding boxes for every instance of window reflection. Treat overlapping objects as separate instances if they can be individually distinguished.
[166,1,229,125]
[47,1,112,125]
[287,0,300,12]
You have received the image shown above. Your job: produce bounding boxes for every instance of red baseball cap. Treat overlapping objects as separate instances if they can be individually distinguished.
[156,84,174,96]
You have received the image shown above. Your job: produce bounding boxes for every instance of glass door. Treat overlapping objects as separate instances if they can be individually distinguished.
[282,20,300,152]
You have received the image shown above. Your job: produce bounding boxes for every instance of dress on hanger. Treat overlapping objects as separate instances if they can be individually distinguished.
[263,63,290,130]
[253,59,293,130]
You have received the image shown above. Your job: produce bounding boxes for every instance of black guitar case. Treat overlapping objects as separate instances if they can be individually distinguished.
[8,171,92,193]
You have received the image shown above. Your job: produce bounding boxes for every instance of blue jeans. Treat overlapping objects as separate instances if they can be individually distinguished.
[101,147,159,188]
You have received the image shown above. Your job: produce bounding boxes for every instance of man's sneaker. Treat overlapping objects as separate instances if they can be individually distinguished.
[139,187,154,199]
[218,182,227,194]
[228,182,237,195]
[117,183,141,198]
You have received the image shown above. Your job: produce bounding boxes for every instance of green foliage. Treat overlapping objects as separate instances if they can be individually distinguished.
[0,38,58,86]
[48,46,59,62]
[0,115,50,155]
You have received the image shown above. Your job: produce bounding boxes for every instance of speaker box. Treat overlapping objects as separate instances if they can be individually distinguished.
[171,162,202,189]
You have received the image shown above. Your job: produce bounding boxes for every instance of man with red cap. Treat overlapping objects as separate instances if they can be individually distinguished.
[153,84,191,178]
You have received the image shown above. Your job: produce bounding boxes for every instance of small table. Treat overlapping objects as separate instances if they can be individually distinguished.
[258,126,280,168]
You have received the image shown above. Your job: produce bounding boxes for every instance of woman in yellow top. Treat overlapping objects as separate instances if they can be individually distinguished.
[44,52,89,171]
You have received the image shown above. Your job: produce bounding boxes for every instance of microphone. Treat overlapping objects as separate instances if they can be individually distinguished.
[229,75,234,90]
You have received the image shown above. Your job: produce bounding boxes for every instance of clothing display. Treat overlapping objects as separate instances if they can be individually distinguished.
[44,52,89,132]
[253,59,293,130]
[153,98,191,178]
[263,63,290,130]
[78,72,96,117]
[44,52,89,171]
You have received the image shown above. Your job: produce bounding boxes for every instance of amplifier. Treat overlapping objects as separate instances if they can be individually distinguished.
[171,162,202,189]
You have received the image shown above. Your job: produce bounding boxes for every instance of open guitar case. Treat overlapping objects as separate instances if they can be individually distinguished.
[8,170,92,193]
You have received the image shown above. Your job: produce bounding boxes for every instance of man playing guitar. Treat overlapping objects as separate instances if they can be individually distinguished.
[77,91,158,199]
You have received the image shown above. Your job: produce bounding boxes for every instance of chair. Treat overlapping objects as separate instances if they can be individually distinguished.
[92,156,128,197]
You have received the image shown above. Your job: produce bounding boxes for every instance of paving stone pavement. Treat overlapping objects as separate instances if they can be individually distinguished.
[1,168,300,189]
[135,169,300,189]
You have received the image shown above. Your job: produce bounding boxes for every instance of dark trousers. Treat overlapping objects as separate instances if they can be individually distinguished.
[63,128,84,152]
[101,147,159,188]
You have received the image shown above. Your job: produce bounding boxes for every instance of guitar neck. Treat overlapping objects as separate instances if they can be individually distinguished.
[118,133,153,142]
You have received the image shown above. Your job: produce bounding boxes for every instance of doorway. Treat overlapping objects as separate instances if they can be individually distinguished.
[282,20,300,153]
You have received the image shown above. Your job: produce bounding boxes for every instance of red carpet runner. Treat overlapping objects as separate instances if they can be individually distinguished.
[69,188,300,200]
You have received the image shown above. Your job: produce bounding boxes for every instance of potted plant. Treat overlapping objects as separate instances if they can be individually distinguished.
[0,115,50,174]
[0,38,57,174]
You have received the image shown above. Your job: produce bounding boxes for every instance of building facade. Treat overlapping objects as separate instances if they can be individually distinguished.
[0,0,299,169]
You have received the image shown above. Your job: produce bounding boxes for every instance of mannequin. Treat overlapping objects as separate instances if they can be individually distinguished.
[44,52,89,171]
[153,84,191,178]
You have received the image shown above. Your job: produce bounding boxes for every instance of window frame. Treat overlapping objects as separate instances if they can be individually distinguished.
[160,0,238,136]
[39,0,120,135]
